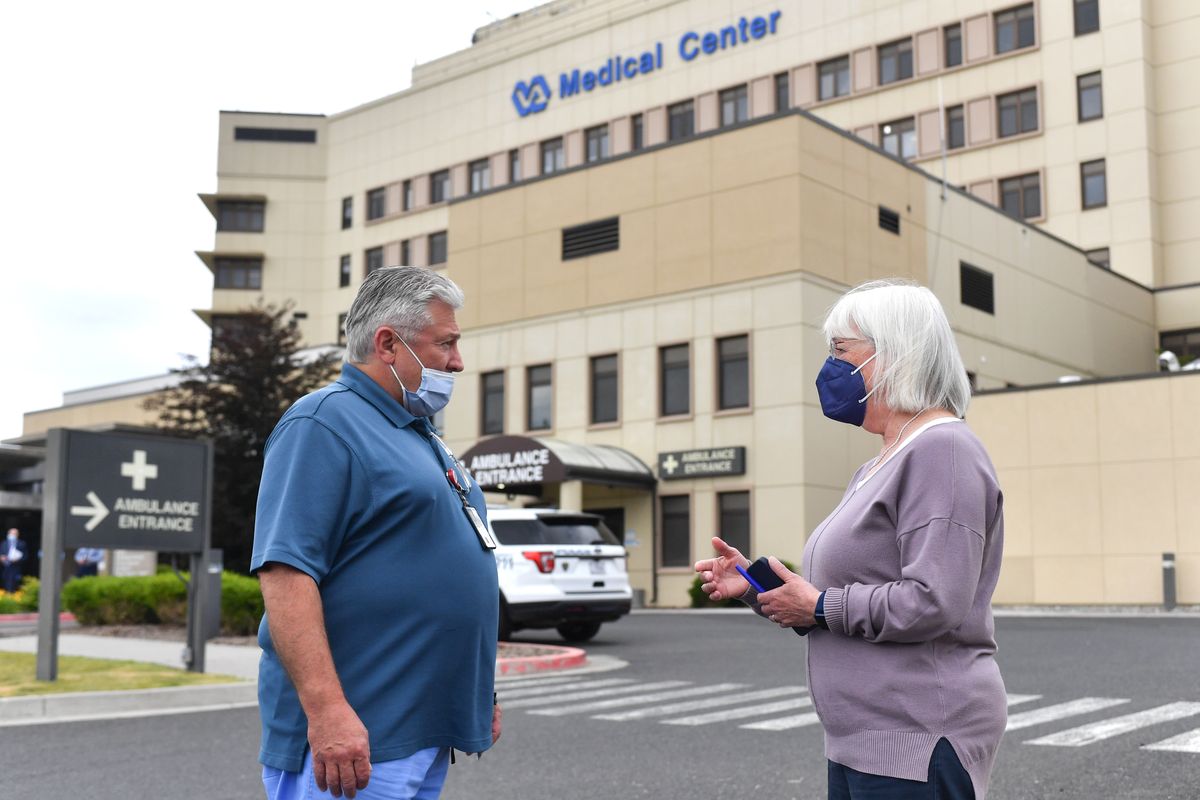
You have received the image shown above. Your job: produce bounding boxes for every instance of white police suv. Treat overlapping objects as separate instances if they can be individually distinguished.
[490,507,632,642]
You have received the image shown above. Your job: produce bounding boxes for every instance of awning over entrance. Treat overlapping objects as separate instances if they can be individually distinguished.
[461,436,656,494]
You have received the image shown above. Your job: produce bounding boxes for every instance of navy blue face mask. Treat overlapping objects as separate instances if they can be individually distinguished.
[815,352,878,426]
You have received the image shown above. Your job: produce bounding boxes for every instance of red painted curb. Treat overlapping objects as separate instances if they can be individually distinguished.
[496,643,587,675]
[0,612,76,624]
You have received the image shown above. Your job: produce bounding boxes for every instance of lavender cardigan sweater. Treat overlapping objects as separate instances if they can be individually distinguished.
[800,419,1006,799]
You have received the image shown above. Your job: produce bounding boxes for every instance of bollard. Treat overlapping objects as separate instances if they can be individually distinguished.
[1163,552,1176,612]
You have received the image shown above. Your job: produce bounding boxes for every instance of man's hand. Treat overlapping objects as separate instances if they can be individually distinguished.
[492,702,503,745]
[694,537,751,602]
[757,557,821,628]
[309,701,371,798]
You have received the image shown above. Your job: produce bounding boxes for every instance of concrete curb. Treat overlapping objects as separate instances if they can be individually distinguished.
[0,681,257,726]
[0,612,76,624]
[496,642,587,675]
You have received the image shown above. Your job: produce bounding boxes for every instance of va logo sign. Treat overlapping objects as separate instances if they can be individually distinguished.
[511,75,552,117]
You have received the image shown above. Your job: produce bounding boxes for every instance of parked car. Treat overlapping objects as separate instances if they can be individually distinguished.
[490,507,632,642]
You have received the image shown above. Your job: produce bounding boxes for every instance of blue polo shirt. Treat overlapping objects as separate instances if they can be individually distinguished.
[251,362,498,772]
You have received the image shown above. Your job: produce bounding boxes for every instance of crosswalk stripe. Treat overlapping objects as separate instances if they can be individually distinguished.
[1143,728,1200,753]
[504,681,689,710]
[663,696,814,726]
[593,686,807,721]
[1026,702,1200,747]
[1006,697,1130,731]
[495,675,587,687]
[529,683,746,717]
[1007,694,1042,707]
[740,711,822,731]
[499,678,634,700]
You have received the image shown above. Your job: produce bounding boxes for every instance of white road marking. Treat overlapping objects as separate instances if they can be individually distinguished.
[740,711,822,731]
[1006,697,1130,731]
[663,696,814,726]
[503,681,689,710]
[1143,728,1200,753]
[1026,702,1200,747]
[495,675,586,687]
[593,686,806,721]
[529,683,745,716]
[1007,694,1042,707]
[499,678,634,699]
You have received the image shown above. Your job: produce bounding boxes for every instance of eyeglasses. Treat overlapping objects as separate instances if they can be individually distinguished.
[828,338,868,357]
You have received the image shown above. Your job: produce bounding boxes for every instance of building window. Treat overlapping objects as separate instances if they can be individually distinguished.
[999,173,1041,220]
[719,84,749,127]
[717,335,750,411]
[430,169,451,203]
[631,114,644,150]
[718,492,751,556]
[401,239,410,265]
[945,24,963,68]
[947,105,965,149]
[774,72,789,111]
[428,231,448,265]
[480,371,505,435]
[668,100,694,141]
[338,254,351,288]
[660,495,691,568]
[880,117,916,160]
[585,125,610,163]
[818,56,850,100]
[341,196,353,229]
[1160,328,1200,366]
[995,4,1035,54]
[541,138,565,175]
[590,354,619,425]
[216,200,264,232]
[365,246,384,274]
[366,187,386,221]
[997,88,1038,138]
[527,364,552,431]
[337,313,347,347]
[469,159,491,194]
[1081,159,1107,209]
[402,180,414,211]
[878,38,914,85]
[214,257,262,290]
[960,262,995,314]
[1077,72,1103,122]
[660,343,690,417]
[1086,248,1110,270]
[1074,0,1099,35]
[509,149,521,182]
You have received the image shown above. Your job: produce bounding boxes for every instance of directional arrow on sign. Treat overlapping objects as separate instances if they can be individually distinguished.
[70,491,110,532]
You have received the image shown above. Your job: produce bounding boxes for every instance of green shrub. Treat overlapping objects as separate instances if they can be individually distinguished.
[0,577,40,614]
[59,571,261,634]
[689,558,798,608]
[220,572,264,636]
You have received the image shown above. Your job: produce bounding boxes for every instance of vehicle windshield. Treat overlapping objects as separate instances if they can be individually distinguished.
[491,517,620,546]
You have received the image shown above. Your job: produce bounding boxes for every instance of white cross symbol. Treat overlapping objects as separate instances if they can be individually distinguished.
[661,454,679,476]
[121,450,159,491]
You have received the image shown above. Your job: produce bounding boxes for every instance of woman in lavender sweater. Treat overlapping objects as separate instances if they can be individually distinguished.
[697,280,1006,800]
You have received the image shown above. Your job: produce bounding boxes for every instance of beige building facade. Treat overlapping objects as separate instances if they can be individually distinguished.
[19,0,1199,606]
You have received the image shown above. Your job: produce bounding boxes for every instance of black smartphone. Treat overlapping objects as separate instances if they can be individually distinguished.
[744,556,813,637]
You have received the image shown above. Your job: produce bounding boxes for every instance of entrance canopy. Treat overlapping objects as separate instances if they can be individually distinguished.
[461,435,656,494]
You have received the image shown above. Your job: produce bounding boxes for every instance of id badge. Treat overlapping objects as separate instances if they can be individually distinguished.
[464,505,497,550]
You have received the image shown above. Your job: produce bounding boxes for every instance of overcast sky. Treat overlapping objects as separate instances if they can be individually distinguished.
[0,0,535,441]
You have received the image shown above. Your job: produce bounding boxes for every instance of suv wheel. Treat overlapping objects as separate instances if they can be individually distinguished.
[556,621,602,642]
[498,597,513,641]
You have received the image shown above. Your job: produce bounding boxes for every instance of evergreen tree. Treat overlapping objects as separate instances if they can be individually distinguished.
[146,302,340,572]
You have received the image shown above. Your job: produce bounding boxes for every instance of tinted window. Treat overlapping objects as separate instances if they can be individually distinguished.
[774,72,789,111]
[491,517,620,546]
[947,105,965,149]
[541,138,565,175]
[668,101,694,141]
[217,201,264,232]
[660,344,690,416]
[585,125,609,162]
[719,85,748,127]
[430,170,451,203]
[818,56,850,100]
[878,38,914,85]
[945,24,962,68]
[660,496,690,568]
[1077,72,1103,121]
[995,4,1035,54]
[591,354,618,424]
[717,335,749,410]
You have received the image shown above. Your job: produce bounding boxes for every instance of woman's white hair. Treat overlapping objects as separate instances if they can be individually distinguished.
[343,266,464,363]
[822,279,971,417]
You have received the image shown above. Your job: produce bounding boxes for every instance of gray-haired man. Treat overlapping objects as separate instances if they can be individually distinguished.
[252,266,501,800]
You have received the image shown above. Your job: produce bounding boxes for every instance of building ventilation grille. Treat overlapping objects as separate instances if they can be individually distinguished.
[562,217,619,260]
[234,127,317,143]
[878,206,901,235]
[960,262,995,314]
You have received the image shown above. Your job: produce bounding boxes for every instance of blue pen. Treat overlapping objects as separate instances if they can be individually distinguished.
[736,564,766,593]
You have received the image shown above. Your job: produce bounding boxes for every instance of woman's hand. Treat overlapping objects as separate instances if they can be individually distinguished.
[694,537,750,601]
[757,557,821,628]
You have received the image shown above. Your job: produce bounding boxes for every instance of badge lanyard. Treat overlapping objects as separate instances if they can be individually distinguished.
[420,425,496,550]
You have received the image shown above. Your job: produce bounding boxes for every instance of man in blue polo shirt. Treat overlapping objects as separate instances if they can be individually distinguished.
[252,266,500,800]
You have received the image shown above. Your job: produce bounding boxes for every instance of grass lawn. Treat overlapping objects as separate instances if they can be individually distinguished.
[0,652,242,697]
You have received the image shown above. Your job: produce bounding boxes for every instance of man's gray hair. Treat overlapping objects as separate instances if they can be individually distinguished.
[343,266,465,363]
[822,279,971,417]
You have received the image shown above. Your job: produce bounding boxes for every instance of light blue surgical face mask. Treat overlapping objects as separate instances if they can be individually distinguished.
[387,331,455,417]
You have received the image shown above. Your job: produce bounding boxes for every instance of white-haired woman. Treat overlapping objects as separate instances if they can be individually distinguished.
[697,280,1006,800]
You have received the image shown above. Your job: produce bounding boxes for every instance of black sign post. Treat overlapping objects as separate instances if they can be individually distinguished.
[37,428,214,679]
